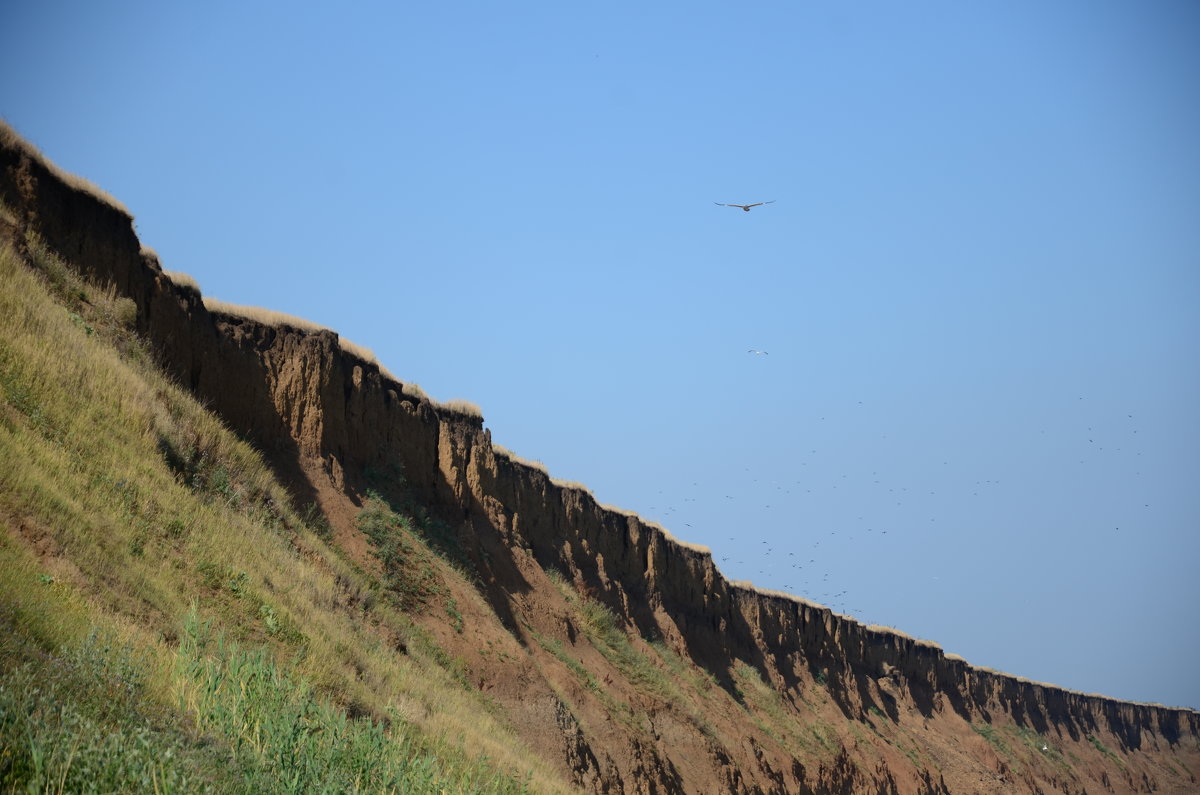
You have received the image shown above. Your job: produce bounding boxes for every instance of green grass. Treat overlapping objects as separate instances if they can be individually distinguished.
[0,625,223,794]
[533,633,603,695]
[0,612,533,794]
[0,236,570,792]
[1003,724,1072,772]
[527,627,647,737]
[1087,733,1125,769]
[548,572,678,701]
[578,600,666,696]
[730,660,826,756]
[972,721,1019,771]
[175,609,527,794]
[543,571,729,742]
[357,493,446,611]
[546,572,843,759]
[356,493,474,642]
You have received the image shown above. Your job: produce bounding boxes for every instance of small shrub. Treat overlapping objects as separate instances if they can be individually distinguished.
[446,597,465,634]
[113,296,138,327]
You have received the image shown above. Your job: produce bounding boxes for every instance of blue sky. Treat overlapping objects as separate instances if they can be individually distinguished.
[3,1,1198,709]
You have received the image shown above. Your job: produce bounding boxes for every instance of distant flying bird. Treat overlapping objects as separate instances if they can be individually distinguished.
[747,349,769,356]
[715,201,776,212]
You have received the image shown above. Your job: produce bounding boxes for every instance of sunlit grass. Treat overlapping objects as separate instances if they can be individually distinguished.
[0,238,569,792]
[1,120,132,216]
[175,608,529,794]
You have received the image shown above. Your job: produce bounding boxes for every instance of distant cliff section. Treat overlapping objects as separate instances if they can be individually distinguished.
[4,122,1197,793]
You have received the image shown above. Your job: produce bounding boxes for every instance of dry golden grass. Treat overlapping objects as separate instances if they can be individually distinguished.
[0,119,132,217]
[548,476,593,494]
[201,296,406,378]
[865,623,909,637]
[968,665,1052,690]
[864,624,942,649]
[747,586,825,610]
[654,525,712,555]
[437,398,482,418]
[338,337,379,366]
[588,500,712,554]
[595,501,637,518]
[400,381,427,400]
[944,660,1175,710]
[139,244,160,266]
[202,296,328,333]
[162,269,200,292]
[491,446,710,555]
[493,445,549,474]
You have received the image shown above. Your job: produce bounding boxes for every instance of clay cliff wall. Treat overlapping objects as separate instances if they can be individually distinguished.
[3,126,1196,772]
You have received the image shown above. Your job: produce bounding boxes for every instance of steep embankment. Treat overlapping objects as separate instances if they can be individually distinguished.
[3,121,1197,793]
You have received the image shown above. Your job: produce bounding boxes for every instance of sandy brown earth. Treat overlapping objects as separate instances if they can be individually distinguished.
[4,122,1199,793]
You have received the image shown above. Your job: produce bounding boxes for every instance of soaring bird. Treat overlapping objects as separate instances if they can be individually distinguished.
[715,201,775,212]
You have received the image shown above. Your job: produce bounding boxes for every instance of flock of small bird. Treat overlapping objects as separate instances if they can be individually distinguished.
[628,199,1155,628]
[638,366,1150,621]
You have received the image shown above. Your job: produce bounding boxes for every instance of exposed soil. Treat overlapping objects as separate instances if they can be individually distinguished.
[4,122,1199,793]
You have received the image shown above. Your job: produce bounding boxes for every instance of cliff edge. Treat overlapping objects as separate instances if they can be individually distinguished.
[3,121,1197,793]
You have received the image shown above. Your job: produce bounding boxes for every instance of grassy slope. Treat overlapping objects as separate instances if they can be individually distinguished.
[3,215,1191,793]
[0,234,570,793]
[0,224,860,793]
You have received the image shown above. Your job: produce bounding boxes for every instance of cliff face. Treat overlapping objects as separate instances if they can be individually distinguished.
[4,126,1198,793]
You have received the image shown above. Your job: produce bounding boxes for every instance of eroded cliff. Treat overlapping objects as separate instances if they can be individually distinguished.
[4,123,1197,793]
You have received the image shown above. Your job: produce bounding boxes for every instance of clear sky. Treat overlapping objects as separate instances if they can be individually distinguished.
[3,1,1198,709]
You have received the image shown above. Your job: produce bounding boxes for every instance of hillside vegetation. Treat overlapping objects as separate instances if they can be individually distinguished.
[2,120,1198,792]
[0,234,568,792]
[0,217,860,793]
[0,230,862,792]
[0,222,964,793]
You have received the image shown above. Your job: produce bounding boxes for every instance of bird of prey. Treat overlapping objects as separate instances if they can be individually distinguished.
[715,201,776,212]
